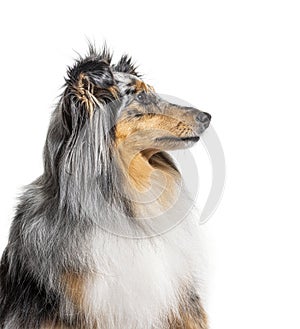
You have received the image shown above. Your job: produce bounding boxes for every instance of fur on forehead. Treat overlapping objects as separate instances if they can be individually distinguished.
[113,72,149,96]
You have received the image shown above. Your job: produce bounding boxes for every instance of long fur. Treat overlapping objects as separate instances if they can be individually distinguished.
[0,46,211,329]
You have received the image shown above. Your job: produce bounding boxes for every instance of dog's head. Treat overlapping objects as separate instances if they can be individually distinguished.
[45,46,211,217]
[62,47,211,155]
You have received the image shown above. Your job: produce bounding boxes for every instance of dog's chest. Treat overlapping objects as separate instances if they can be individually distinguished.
[84,219,203,328]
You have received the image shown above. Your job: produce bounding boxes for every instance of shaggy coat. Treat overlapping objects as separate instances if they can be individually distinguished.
[0,46,211,329]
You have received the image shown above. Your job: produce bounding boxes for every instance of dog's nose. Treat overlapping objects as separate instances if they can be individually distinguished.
[196,111,211,127]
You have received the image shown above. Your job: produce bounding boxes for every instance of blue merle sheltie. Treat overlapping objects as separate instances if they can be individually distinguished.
[0,45,211,329]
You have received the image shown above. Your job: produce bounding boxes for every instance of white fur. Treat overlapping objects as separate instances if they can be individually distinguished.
[83,202,206,329]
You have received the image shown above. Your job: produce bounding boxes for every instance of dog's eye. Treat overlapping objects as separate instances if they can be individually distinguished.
[136,91,148,103]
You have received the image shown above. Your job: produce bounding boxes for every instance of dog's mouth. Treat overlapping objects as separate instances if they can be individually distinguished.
[179,136,200,142]
[155,136,200,144]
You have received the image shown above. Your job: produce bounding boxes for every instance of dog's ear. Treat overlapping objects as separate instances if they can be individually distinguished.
[114,55,140,77]
[61,51,120,133]
[66,56,119,111]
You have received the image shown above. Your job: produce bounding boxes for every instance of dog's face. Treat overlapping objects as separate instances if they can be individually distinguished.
[114,73,211,152]
[63,49,211,155]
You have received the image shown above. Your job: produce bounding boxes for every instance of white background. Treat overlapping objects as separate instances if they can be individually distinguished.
[0,1,300,328]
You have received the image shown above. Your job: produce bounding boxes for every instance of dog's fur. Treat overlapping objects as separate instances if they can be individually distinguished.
[0,46,211,329]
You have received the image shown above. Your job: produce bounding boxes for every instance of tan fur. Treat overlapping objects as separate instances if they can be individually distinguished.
[107,85,119,99]
[61,273,85,310]
[127,152,154,191]
[76,73,95,115]
[126,151,179,206]
[148,152,181,208]
[135,79,150,93]
[168,305,208,329]
[114,109,185,216]
[115,113,188,144]
[74,74,119,117]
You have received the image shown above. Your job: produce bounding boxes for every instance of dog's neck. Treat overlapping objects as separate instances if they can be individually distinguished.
[115,146,182,220]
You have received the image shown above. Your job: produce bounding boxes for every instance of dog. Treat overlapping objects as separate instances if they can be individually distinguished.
[0,45,211,329]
